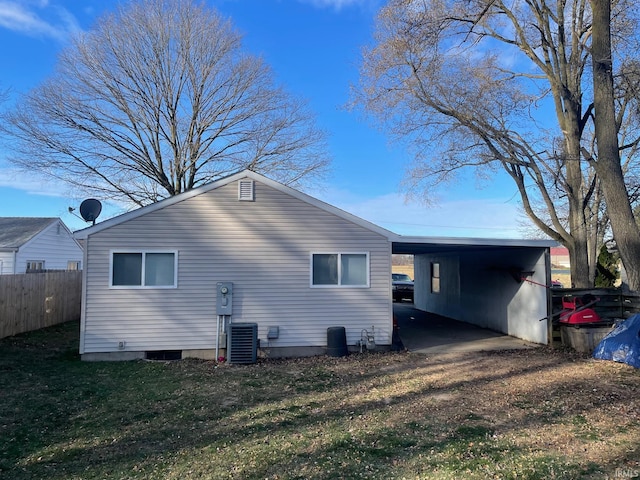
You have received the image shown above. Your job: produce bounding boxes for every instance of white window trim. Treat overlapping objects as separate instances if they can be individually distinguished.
[310,252,370,288]
[67,260,81,271]
[26,260,45,272]
[431,261,441,294]
[109,249,178,289]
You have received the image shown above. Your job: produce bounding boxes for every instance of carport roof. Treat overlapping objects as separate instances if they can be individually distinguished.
[391,235,558,255]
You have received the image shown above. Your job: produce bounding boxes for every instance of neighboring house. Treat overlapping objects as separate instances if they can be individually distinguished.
[74,170,556,361]
[550,247,570,268]
[0,217,83,274]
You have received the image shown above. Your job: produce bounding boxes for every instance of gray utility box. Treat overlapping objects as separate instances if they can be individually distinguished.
[216,282,233,315]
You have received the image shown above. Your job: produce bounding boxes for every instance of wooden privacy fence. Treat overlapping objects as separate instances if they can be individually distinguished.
[551,288,640,321]
[0,271,82,339]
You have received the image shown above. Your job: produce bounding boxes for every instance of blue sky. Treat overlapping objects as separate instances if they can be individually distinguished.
[0,0,528,237]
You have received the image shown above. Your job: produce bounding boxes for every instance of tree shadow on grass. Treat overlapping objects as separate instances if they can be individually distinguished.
[0,321,637,480]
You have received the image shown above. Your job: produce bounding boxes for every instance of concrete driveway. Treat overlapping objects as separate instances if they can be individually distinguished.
[393,303,538,354]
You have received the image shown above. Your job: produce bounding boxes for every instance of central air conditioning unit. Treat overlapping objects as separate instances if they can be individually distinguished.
[227,323,258,364]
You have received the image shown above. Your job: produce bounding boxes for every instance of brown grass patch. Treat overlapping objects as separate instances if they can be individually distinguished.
[0,321,638,479]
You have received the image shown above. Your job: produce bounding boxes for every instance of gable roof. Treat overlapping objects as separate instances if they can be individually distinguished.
[73,170,396,240]
[72,170,558,250]
[0,217,59,251]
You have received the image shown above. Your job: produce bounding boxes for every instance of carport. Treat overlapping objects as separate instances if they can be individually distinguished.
[393,303,536,353]
[392,236,557,346]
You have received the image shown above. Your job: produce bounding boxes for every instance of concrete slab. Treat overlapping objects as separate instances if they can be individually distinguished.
[394,303,537,354]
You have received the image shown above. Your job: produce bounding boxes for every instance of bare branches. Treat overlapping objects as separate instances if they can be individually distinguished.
[0,0,329,207]
[352,0,640,286]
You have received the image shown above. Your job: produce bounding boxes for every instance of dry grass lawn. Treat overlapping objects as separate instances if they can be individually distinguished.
[0,320,638,479]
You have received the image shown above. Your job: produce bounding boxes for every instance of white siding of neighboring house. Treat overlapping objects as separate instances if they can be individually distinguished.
[0,252,15,274]
[14,220,83,274]
[80,179,393,355]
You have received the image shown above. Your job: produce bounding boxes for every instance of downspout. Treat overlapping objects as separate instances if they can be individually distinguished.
[78,237,89,355]
[545,247,553,346]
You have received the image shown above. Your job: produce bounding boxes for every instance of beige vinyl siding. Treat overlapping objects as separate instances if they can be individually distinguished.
[81,179,392,354]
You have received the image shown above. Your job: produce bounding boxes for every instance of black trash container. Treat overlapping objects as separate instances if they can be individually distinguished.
[327,326,348,357]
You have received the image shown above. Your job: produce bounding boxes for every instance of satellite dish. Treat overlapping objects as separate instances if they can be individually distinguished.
[79,198,102,225]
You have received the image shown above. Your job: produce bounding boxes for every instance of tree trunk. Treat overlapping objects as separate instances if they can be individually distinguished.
[567,226,590,287]
[567,191,591,287]
[591,0,640,291]
[564,117,591,287]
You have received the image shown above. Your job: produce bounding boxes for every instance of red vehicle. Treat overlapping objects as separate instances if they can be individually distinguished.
[558,294,601,325]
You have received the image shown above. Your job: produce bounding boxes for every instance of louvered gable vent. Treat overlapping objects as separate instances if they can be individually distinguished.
[238,180,255,201]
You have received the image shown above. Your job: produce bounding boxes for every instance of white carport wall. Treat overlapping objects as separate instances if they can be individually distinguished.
[394,238,555,345]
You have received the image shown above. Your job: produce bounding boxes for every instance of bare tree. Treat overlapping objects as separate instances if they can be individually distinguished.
[0,0,329,207]
[352,0,640,288]
[589,0,640,290]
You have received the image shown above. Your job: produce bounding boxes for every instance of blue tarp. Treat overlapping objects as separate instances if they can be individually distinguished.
[593,314,640,369]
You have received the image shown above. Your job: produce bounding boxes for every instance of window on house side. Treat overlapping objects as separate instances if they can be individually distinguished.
[311,253,369,287]
[67,261,81,271]
[431,262,440,293]
[111,251,177,288]
[26,261,44,272]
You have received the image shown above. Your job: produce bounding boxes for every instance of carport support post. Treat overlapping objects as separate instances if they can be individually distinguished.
[545,249,558,347]
[548,313,556,347]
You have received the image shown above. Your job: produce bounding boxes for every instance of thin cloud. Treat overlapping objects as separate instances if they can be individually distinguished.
[297,0,370,11]
[0,166,70,197]
[0,1,80,41]
[309,187,530,238]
